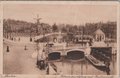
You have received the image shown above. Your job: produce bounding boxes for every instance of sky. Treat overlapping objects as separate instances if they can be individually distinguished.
[3,3,118,25]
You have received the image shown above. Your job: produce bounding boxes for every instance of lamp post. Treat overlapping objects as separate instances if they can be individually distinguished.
[34,15,47,70]
[34,14,42,68]
[82,25,84,47]
[30,25,32,42]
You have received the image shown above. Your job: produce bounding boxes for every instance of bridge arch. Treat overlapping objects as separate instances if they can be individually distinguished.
[34,32,66,43]
[66,49,85,60]
[48,51,61,60]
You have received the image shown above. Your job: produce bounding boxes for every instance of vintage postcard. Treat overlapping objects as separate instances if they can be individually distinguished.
[0,1,119,78]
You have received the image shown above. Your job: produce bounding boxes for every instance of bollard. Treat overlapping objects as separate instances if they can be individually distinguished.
[6,46,9,52]
[11,37,13,40]
[24,45,27,50]
[30,37,32,42]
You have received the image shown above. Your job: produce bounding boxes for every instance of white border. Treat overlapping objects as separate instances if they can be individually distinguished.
[1,1,119,5]
[114,2,119,76]
[0,1,119,77]
[0,1,3,75]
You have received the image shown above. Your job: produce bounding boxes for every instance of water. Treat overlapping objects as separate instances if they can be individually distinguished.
[51,56,117,75]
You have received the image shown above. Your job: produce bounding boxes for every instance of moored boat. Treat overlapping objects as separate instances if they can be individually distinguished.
[85,54,106,70]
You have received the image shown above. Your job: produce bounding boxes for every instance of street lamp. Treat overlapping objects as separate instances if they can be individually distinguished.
[34,15,48,70]
[30,25,33,42]
[82,25,85,47]
[34,14,42,68]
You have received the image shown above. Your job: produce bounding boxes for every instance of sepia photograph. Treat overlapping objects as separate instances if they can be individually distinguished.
[2,1,118,75]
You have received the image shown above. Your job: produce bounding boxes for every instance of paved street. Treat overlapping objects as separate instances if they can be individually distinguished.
[3,42,46,74]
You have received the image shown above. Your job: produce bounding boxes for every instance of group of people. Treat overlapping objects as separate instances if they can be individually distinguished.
[36,60,47,70]
[36,47,50,74]
[36,59,49,74]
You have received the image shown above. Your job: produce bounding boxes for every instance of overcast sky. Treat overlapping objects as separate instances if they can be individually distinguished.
[3,3,117,25]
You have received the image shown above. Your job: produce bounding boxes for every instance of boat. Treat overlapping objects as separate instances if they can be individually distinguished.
[85,54,106,70]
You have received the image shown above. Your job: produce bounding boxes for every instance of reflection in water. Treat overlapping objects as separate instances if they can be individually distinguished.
[54,56,116,75]
[111,55,117,74]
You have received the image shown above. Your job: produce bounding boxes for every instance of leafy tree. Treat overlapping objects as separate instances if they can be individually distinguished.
[52,23,58,32]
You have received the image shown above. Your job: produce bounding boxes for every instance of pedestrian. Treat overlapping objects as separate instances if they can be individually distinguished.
[39,59,46,70]
[36,59,39,68]
[11,37,13,40]
[46,63,49,75]
[106,66,110,75]
[40,60,45,70]
[6,46,9,52]
[18,37,20,41]
[105,61,110,75]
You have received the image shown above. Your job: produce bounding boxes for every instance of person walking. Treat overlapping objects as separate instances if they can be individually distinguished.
[105,61,110,75]
[6,46,10,52]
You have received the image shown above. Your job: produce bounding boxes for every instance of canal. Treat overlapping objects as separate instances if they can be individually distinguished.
[50,55,117,75]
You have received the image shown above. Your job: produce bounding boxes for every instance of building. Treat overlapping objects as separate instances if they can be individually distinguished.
[93,29,105,42]
[92,28,107,47]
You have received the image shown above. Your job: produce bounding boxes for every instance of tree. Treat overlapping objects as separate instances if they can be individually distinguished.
[52,23,58,32]
[61,26,67,33]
